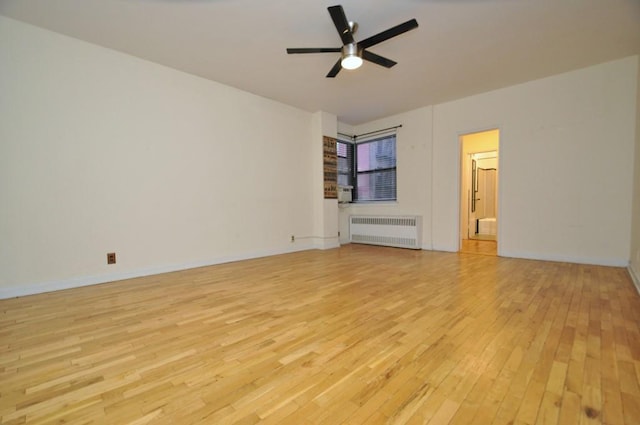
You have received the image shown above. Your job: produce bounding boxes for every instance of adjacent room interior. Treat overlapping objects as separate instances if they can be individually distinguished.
[459,129,499,256]
[1,1,640,424]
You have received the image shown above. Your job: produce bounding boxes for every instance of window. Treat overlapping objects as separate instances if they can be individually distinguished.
[337,134,397,202]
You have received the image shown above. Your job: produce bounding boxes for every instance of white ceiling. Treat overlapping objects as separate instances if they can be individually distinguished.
[1,0,639,124]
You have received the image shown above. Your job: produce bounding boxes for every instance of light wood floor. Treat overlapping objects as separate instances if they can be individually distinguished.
[460,239,497,256]
[1,245,639,424]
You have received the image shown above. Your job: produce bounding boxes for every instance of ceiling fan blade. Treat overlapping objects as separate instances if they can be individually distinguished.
[326,59,342,78]
[362,50,397,68]
[328,5,354,45]
[358,19,418,49]
[287,48,342,54]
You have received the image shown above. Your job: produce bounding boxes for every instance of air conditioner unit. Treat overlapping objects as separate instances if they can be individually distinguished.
[338,186,352,203]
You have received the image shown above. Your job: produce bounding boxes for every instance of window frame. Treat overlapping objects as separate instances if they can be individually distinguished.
[337,134,397,203]
[336,139,354,190]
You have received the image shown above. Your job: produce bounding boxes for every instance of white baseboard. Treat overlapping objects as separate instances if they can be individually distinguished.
[313,237,340,250]
[629,264,640,295]
[497,249,628,267]
[430,243,458,252]
[0,244,317,300]
[420,245,629,268]
[4,245,633,299]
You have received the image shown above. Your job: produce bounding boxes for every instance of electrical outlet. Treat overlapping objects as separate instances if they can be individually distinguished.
[107,252,116,264]
[290,235,295,242]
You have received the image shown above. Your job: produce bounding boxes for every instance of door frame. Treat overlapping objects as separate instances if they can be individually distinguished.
[458,128,501,251]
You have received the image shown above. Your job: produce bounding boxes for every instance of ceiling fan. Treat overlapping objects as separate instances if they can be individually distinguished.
[286,5,418,78]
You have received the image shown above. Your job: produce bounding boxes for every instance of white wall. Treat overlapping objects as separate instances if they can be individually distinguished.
[337,107,433,248]
[0,17,318,297]
[433,56,638,266]
[340,57,637,267]
[630,56,640,292]
[1,17,637,298]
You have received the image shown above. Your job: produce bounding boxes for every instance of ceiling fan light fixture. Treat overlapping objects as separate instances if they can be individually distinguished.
[286,5,418,77]
[341,43,362,70]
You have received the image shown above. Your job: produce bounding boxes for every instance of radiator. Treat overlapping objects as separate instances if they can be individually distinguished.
[349,215,422,250]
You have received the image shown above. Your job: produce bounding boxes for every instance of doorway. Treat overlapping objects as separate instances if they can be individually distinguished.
[459,129,499,255]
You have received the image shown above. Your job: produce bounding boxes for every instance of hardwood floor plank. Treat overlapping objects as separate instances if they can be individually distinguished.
[1,245,638,424]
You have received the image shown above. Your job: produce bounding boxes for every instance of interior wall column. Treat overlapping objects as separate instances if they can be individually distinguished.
[311,111,340,249]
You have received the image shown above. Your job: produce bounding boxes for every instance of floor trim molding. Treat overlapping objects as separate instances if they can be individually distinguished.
[499,249,628,267]
[629,264,640,295]
[0,245,319,300]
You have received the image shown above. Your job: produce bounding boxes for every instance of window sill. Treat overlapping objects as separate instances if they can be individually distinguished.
[344,201,398,206]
